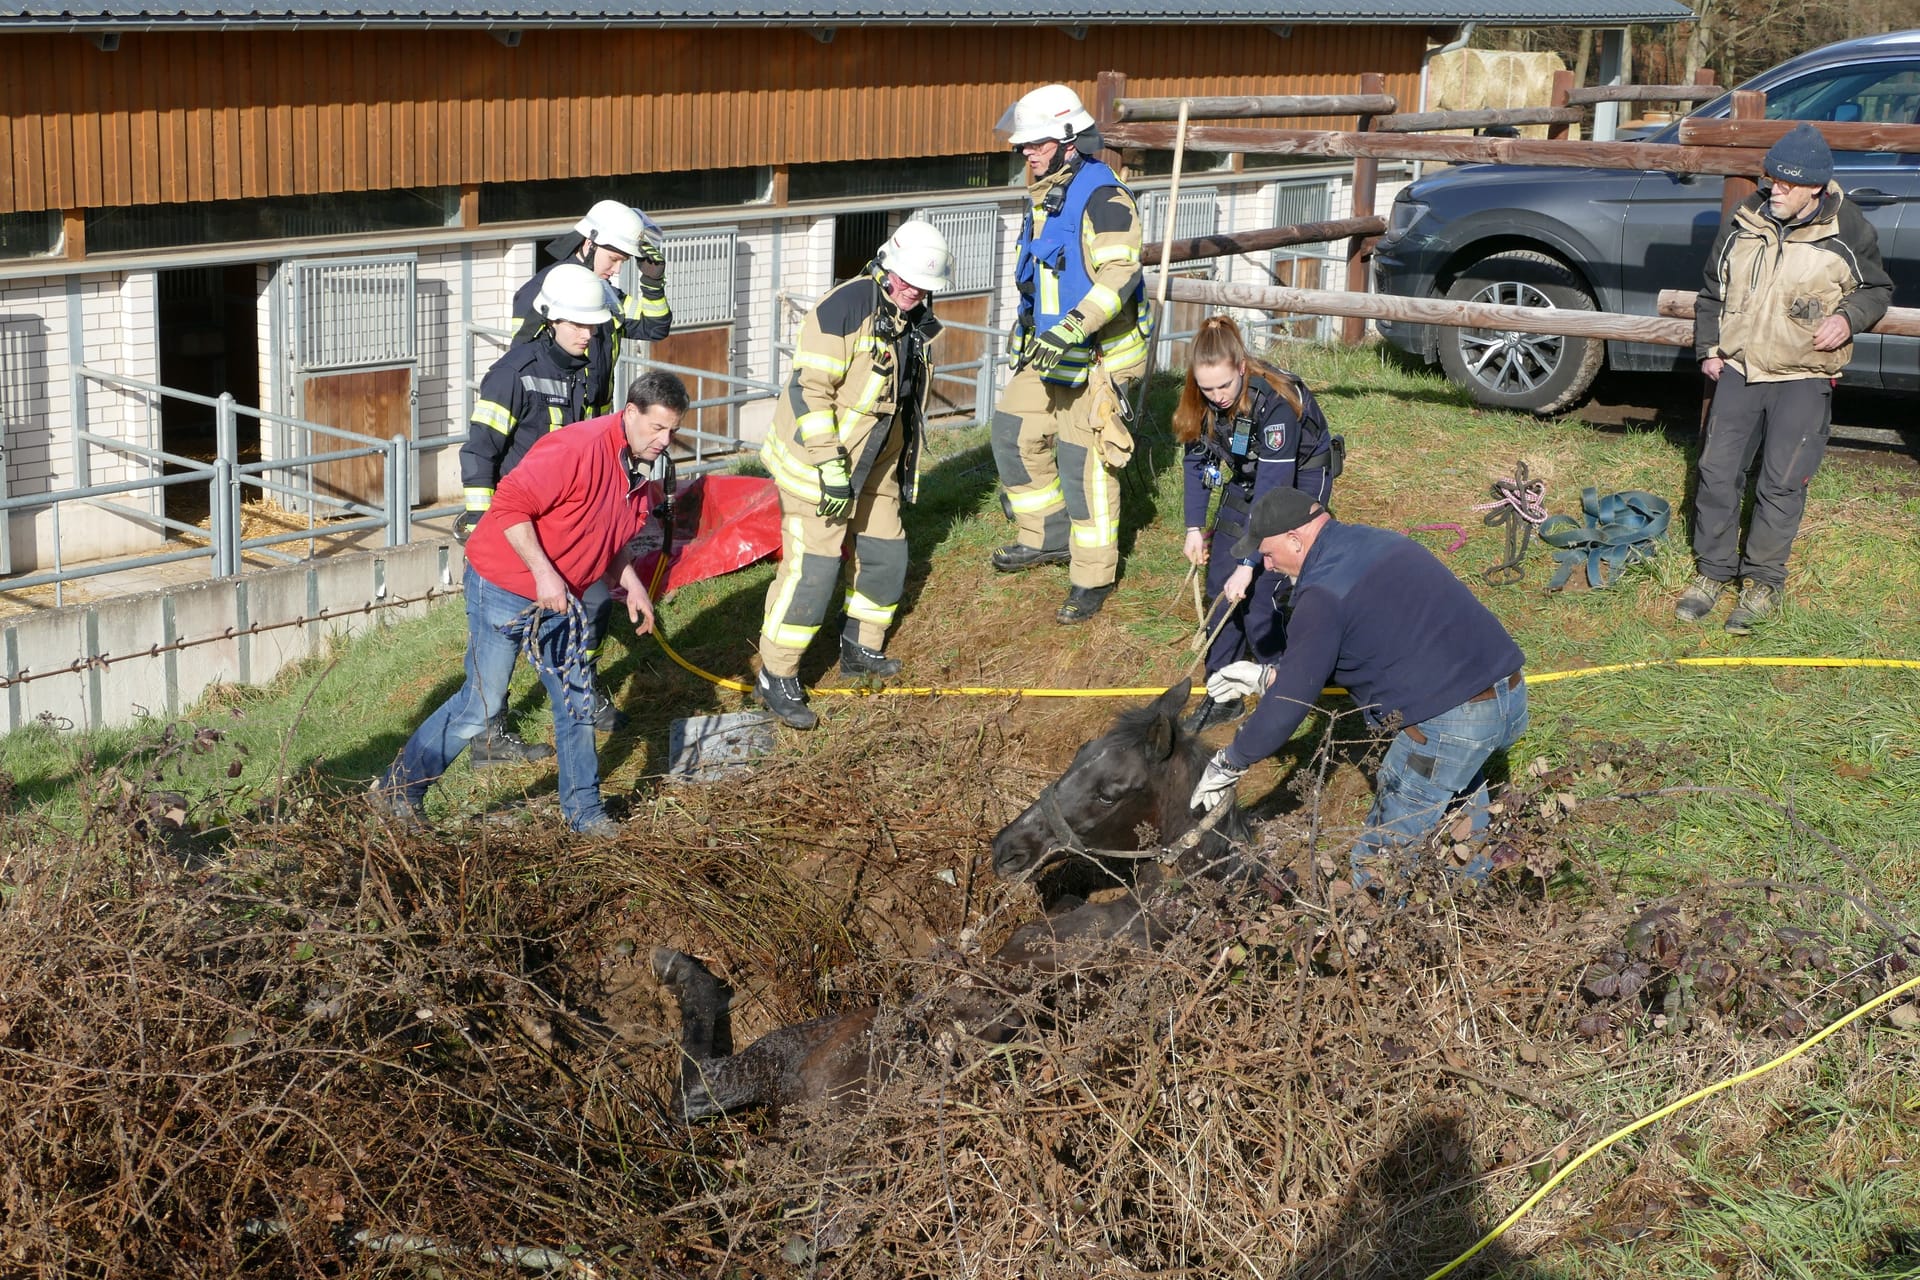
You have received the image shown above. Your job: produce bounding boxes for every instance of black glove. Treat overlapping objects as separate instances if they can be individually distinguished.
[816,451,853,521]
[454,510,482,543]
[636,244,666,286]
[1027,313,1089,375]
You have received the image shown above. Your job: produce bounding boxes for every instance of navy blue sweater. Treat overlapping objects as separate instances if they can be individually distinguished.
[1224,521,1525,770]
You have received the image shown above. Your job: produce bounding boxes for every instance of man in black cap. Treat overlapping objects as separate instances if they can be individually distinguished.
[1187,488,1528,877]
[1678,121,1892,634]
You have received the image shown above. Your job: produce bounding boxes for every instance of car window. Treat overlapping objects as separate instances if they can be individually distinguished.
[1764,60,1920,168]
[1767,62,1920,120]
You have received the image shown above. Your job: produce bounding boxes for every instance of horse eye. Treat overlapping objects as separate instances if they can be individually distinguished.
[1096,786,1127,806]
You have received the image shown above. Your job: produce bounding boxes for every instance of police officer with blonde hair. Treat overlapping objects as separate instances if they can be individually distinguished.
[990,83,1153,625]
[754,221,950,730]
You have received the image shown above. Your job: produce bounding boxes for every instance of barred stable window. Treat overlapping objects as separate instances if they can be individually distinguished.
[1133,150,1232,178]
[620,229,739,329]
[87,190,458,254]
[1139,187,1220,275]
[480,170,771,225]
[1271,180,1335,282]
[287,257,419,374]
[911,205,999,295]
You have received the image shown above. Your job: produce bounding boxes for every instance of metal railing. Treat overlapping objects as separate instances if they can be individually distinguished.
[0,368,411,604]
[776,291,1015,424]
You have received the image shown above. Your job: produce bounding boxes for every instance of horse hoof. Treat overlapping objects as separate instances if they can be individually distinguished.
[651,947,698,985]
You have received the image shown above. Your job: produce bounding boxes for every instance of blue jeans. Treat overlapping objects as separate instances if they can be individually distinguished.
[383,573,609,831]
[1352,673,1528,881]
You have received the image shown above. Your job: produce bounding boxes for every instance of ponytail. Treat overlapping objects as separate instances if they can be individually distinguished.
[1171,315,1305,441]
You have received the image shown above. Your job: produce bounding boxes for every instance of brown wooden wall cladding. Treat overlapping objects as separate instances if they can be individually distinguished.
[0,25,1425,216]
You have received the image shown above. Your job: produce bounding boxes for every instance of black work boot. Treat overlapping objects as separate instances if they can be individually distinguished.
[754,669,819,730]
[839,636,903,678]
[469,718,556,768]
[992,543,1072,573]
[1181,696,1241,736]
[588,677,630,733]
[1056,583,1114,625]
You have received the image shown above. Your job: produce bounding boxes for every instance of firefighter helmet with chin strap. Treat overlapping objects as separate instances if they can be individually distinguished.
[996,84,1096,146]
[574,199,665,261]
[875,219,953,293]
[534,263,614,326]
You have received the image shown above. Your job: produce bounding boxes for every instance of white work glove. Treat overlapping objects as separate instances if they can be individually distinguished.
[1206,660,1269,703]
[1190,749,1246,813]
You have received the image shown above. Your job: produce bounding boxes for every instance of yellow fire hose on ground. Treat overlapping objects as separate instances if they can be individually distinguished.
[641,571,1920,1274]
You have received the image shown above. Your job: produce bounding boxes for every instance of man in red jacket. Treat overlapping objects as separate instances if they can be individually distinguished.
[372,371,688,836]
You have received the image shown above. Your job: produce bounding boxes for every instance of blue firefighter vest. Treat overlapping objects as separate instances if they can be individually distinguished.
[1015,157,1152,386]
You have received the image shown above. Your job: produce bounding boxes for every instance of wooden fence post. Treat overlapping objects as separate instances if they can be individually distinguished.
[1093,70,1128,175]
[1548,70,1574,143]
[1722,89,1765,216]
[1343,71,1386,346]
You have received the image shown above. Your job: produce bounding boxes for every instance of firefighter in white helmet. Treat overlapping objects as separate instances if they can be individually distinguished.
[990,83,1152,625]
[753,220,950,730]
[457,262,609,764]
[512,200,673,418]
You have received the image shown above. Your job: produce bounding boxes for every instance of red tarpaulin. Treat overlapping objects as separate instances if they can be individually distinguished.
[631,474,783,598]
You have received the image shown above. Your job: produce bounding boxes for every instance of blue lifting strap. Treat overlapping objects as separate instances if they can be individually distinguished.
[1536,487,1672,591]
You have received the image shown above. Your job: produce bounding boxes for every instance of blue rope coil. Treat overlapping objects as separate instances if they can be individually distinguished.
[500,597,597,723]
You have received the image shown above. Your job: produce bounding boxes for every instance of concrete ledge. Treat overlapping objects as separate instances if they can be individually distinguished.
[1,541,469,735]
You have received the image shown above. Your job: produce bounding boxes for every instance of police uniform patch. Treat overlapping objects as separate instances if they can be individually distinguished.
[1262,421,1288,453]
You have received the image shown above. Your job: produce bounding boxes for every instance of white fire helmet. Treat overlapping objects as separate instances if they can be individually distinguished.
[876,219,953,293]
[574,199,665,260]
[533,263,614,326]
[996,84,1096,146]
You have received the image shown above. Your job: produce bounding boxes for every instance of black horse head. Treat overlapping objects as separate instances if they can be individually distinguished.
[990,680,1251,886]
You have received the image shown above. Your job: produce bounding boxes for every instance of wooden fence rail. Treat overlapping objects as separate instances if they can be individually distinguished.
[1377,107,1585,133]
[1142,216,1387,267]
[1158,274,1695,347]
[1565,83,1727,106]
[1112,93,1398,122]
[1657,290,1920,338]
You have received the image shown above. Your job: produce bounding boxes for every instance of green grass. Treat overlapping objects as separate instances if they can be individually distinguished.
[6,342,1919,1276]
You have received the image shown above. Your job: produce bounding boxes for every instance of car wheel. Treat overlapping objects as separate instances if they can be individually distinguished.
[1436,250,1604,415]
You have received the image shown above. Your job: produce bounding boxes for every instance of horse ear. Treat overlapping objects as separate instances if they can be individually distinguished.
[1153,679,1192,721]
[1145,680,1191,760]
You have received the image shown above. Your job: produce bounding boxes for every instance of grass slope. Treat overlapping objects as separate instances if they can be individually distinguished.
[4,343,1918,1277]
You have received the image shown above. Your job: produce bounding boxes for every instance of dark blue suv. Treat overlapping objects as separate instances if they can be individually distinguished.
[1373,30,1920,413]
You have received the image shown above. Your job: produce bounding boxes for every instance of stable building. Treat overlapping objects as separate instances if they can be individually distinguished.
[0,0,1690,577]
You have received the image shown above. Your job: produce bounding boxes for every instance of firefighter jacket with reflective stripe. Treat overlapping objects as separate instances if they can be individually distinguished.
[1181,373,1334,529]
[1695,183,1891,383]
[1015,156,1152,387]
[460,332,590,512]
[761,273,943,506]
[512,242,672,415]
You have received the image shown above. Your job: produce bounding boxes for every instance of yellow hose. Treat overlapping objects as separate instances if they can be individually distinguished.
[1421,970,1920,1280]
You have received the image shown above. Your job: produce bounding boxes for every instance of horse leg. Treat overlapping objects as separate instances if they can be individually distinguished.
[653,948,881,1120]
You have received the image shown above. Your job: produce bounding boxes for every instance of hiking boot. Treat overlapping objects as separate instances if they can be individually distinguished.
[1056,583,1114,625]
[574,815,622,839]
[1181,696,1241,736]
[469,719,555,768]
[1674,573,1729,623]
[754,669,818,730]
[1724,582,1779,635]
[367,776,426,829]
[588,679,630,733]
[839,636,903,678]
[992,543,1071,573]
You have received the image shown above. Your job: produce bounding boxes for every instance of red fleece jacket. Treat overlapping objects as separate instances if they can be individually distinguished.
[464,412,653,599]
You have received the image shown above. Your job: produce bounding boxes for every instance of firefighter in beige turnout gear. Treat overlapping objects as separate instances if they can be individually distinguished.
[754,221,950,729]
[991,83,1153,625]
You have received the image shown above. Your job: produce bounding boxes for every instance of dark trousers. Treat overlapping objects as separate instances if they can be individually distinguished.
[1692,367,1832,591]
[1203,533,1290,675]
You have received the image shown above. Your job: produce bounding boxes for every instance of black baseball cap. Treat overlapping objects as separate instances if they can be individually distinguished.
[1230,489,1329,559]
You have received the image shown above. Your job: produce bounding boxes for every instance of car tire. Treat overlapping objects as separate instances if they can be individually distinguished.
[1436,250,1604,415]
